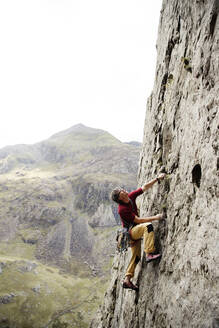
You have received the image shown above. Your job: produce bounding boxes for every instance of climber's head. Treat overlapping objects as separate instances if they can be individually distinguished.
[111,188,129,204]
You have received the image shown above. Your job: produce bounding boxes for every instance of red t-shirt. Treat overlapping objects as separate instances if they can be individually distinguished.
[118,188,143,228]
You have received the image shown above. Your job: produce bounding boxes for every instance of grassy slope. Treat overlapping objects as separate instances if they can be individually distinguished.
[0,125,140,327]
[0,169,116,328]
[0,256,108,328]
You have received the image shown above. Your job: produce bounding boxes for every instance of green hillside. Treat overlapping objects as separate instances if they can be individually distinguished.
[0,124,141,327]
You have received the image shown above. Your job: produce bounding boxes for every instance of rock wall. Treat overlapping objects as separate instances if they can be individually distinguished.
[90,0,219,327]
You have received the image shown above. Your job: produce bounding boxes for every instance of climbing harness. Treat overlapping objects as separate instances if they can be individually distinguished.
[116,227,130,252]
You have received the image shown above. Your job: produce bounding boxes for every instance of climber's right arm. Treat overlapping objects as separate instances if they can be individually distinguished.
[141,173,166,192]
[134,214,164,224]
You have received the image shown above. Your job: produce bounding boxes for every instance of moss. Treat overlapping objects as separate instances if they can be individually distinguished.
[161,203,167,210]
[161,74,174,89]
[51,319,69,328]
[181,57,192,73]
[0,256,108,328]
[0,237,36,260]
[167,74,174,85]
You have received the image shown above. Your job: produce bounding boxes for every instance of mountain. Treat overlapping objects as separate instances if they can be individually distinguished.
[91,1,219,327]
[0,124,141,327]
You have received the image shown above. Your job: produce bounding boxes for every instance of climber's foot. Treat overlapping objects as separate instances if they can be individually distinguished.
[122,281,139,291]
[146,253,161,263]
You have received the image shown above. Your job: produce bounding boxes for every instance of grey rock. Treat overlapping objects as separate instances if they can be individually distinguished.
[0,293,15,305]
[18,261,37,273]
[0,262,6,275]
[32,285,41,293]
[89,204,117,228]
[91,0,219,327]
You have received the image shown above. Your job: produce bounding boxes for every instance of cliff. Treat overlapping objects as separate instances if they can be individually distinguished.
[90,0,219,327]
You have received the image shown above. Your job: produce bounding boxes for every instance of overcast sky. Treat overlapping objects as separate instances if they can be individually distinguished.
[0,0,162,148]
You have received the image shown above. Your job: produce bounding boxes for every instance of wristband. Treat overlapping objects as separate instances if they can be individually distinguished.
[157,177,161,184]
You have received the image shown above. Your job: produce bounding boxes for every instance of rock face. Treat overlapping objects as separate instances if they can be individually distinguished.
[90,1,219,327]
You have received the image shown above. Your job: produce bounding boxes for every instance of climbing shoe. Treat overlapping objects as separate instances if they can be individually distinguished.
[146,253,161,263]
[122,281,139,291]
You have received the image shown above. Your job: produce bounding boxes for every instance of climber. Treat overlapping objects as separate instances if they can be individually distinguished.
[111,173,166,291]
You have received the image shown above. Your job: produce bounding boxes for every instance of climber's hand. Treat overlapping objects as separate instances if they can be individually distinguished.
[156,213,164,220]
[156,213,166,220]
[157,173,166,180]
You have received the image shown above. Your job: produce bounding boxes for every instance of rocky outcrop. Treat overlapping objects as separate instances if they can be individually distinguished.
[89,204,116,228]
[91,0,219,327]
[0,293,15,305]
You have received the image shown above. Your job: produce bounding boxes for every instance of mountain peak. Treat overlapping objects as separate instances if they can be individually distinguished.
[69,123,86,130]
[50,124,105,139]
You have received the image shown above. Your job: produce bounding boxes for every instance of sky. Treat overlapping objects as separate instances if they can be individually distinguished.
[0,0,162,148]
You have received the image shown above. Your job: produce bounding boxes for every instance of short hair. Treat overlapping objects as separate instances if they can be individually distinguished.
[111,188,122,203]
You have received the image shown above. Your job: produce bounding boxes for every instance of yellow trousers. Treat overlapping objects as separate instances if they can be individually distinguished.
[125,223,155,278]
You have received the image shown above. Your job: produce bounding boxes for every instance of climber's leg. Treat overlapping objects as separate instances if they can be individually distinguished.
[125,239,141,278]
[144,224,161,262]
[144,224,156,255]
[123,239,141,290]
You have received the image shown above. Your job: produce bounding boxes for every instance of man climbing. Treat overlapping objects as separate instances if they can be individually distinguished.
[111,174,166,291]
